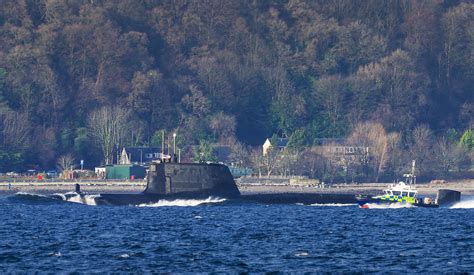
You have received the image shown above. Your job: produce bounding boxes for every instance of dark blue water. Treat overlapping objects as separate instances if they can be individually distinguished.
[1,193,473,273]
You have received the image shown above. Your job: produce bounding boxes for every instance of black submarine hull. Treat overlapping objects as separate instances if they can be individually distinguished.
[95,192,357,206]
[94,162,358,206]
[95,192,225,206]
[96,162,240,206]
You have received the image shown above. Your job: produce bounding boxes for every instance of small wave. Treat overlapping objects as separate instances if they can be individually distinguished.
[12,192,98,206]
[294,250,310,257]
[63,194,99,206]
[15,192,49,198]
[9,192,61,204]
[48,252,62,257]
[309,203,357,207]
[52,193,67,201]
[362,202,413,209]
[137,197,226,207]
[450,198,474,209]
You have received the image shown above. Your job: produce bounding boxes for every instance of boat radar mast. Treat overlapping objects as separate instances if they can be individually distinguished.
[402,160,416,187]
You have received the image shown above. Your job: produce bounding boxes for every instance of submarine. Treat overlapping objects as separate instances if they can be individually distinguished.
[93,161,356,206]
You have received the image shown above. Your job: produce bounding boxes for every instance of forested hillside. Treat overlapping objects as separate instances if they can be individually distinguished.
[0,0,473,173]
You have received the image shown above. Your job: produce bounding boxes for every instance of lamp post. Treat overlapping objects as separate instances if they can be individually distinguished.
[173,133,177,155]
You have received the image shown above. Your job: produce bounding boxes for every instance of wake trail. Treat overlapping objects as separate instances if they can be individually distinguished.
[308,203,357,207]
[137,197,226,207]
[363,202,414,209]
[450,197,474,209]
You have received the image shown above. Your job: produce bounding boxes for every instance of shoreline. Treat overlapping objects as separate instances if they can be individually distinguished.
[0,181,146,195]
[0,179,473,196]
[239,179,474,196]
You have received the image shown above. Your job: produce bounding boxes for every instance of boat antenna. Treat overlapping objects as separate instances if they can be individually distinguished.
[411,160,416,187]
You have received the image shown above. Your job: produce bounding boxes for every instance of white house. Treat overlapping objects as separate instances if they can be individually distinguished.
[262,137,289,156]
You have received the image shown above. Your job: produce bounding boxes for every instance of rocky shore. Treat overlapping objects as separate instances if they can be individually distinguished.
[0,179,473,196]
[0,181,146,195]
[239,179,474,196]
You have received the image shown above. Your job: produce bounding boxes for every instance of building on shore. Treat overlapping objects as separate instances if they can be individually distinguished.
[262,137,289,156]
[119,147,166,165]
[105,164,146,180]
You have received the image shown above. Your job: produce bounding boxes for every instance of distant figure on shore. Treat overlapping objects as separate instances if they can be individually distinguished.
[8,183,11,190]
[75,183,81,194]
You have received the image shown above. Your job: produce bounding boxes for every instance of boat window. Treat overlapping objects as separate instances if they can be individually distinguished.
[402,192,408,197]
[393,191,401,196]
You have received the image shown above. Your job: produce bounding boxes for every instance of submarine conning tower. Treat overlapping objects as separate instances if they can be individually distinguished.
[436,189,461,206]
[144,162,241,198]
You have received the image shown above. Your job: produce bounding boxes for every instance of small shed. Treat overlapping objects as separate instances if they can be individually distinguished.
[228,166,253,178]
[105,165,146,180]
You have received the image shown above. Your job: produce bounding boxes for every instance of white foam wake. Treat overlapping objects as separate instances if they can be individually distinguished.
[309,203,357,207]
[15,192,49,198]
[450,198,474,209]
[65,194,99,206]
[137,197,226,207]
[363,202,413,209]
[52,192,99,206]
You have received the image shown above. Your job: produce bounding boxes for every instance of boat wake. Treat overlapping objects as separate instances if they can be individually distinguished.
[362,203,414,209]
[137,197,226,207]
[449,197,474,209]
[308,203,357,207]
[10,192,54,203]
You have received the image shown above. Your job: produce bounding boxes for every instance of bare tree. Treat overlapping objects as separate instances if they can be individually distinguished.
[57,153,76,172]
[349,122,395,182]
[88,106,130,165]
[229,141,251,167]
[181,85,211,118]
[249,148,263,177]
[296,149,328,183]
[261,145,280,177]
[0,111,31,151]
[314,75,347,127]
[434,136,470,176]
[325,152,342,184]
[276,149,298,177]
[339,153,358,184]
[210,112,237,144]
[409,125,433,176]
[249,146,282,177]
[385,132,405,178]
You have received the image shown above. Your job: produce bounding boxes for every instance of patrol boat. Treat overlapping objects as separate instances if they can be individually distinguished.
[356,161,460,208]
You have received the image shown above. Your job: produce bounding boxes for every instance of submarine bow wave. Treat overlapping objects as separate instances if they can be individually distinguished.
[137,197,226,207]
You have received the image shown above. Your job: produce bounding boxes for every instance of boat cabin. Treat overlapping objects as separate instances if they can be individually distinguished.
[383,182,418,198]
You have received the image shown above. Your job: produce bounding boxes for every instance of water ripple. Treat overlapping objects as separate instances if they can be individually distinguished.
[0,195,474,272]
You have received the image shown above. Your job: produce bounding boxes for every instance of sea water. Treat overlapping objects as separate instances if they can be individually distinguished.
[0,193,473,272]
